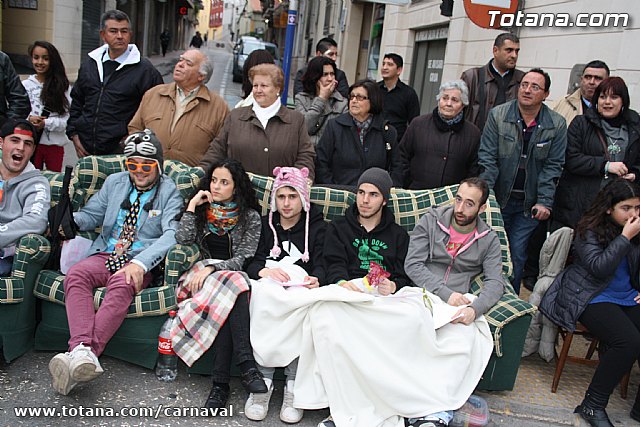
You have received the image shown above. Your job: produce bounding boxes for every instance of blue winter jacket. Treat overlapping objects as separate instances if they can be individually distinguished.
[74,172,183,272]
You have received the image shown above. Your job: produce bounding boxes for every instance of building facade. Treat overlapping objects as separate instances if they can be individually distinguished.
[1,0,197,79]
[376,0,640,112]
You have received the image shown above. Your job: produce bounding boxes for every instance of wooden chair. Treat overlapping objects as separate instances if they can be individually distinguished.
[552,321,631,398]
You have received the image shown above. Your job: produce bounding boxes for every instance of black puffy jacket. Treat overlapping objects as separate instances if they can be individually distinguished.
[0,51,30,126]
[315,112,402,187]
[553,108,640,228]
[399,110,480,190]
[539,230,640,331]
[67,45,163,155]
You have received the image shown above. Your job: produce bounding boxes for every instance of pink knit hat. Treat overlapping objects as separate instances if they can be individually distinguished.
[268,166,311,262]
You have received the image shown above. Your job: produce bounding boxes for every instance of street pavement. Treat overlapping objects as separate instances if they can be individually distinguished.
[1,349,570,427]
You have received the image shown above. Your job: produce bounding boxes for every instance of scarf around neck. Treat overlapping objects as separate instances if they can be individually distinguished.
[252,97,282,129]
[207,202,239,235]
[353,114,373,145]
[433,107,465,132]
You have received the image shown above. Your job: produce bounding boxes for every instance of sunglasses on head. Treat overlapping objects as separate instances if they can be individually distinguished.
[125,160,157,174]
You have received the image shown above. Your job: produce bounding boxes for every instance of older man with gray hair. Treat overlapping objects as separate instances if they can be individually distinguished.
[399,80,481,189]
[129,49,229,166]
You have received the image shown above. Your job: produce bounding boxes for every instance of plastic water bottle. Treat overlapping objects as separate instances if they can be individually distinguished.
[156,310,178,382]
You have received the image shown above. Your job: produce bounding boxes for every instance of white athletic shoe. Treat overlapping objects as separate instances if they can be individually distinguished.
[244,380,274,421]
[69,343,103,382]
[49,352,77,395]
[280,382,304,423]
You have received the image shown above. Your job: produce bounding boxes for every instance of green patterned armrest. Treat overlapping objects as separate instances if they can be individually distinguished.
[164,160,204,202]
[165,244,200,288]
[0,234,50,304]
[469,274,537,356]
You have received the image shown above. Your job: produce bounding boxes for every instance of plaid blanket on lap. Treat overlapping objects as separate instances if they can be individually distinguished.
[170,261,250,366]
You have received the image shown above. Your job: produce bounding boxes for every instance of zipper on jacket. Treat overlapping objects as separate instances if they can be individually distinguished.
[91,84,106,154]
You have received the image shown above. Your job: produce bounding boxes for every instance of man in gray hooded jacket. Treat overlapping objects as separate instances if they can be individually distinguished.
[405,177,505,324]
[0,118,50,276]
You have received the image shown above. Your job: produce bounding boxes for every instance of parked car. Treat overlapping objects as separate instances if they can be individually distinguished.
[232,36,282,82]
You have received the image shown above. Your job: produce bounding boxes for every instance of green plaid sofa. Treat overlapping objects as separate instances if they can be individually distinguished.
[236,175,534,391]
[0,234,50,362]
[32,156,203,369]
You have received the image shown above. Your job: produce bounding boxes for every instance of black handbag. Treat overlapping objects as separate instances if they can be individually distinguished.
[45,165,77,270]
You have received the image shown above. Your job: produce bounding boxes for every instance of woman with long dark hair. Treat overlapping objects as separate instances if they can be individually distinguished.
[295,56,348,145]
[541,179,640,427]
[554,76,640,230]
[22,40,73,171]
[173,158,267,410]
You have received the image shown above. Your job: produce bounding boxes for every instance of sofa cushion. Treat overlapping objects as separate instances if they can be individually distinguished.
[0,277,23,304]
[0,234,50,304]
[34,269,177,318]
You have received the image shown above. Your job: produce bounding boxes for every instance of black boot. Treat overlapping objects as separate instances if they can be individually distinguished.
[631,388,640,422]
[240,367,268,393]
[631,403,640,423]
[204,382,229,411]
[574,391,614,427]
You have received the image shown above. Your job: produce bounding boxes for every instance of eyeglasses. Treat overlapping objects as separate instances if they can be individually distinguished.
[125,160,157,174]
[520,82,544,92]
[349,94,369,101]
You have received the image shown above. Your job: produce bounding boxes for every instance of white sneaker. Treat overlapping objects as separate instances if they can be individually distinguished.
[280,382,304,423]
[244,381,274,421]
[49,352,77,395]
[69,343,103,382]
[317,415,336,427]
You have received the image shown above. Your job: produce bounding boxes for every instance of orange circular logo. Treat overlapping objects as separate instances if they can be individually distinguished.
[463,0,520,29]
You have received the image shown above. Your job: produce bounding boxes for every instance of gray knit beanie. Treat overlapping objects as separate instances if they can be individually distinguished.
[357,167,392,199]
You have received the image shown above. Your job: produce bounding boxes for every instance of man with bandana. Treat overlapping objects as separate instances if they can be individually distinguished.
[48,129,183,395]
[0,118,50,276]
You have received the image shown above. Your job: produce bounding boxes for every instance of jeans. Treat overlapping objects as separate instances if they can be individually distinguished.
[258,358,299,382]
[64,253,153,356]
[0,257,13,277]
[579,302,640,404]
[210,291,256,384]
[501,197,539,295]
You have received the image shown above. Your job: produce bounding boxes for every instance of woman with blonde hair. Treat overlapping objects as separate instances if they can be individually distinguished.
[200,64,316,180]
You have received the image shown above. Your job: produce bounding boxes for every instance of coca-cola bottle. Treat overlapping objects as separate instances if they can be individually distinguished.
[156,310,178,381]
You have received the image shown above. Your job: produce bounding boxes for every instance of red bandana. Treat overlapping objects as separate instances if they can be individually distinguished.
[13,128,33,137]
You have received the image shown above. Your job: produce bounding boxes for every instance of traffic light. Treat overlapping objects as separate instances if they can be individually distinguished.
[440,0,454,17]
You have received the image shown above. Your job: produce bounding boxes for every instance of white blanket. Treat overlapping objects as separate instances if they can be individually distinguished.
[249,283,494,427]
